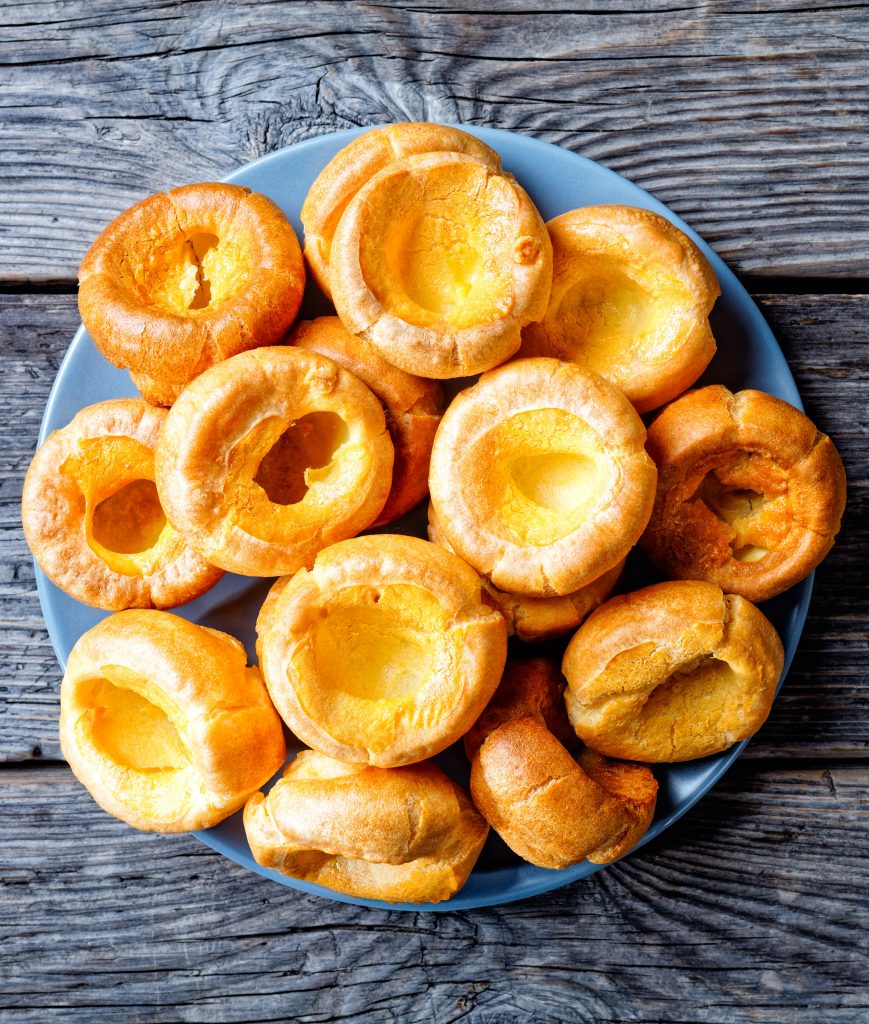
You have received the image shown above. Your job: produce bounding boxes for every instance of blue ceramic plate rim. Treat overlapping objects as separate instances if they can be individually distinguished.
[36,125,812,912]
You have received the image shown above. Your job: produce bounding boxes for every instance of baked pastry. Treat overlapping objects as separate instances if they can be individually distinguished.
[301,122,501,298]
[21,399,222,610]
[562,580,784,762]
[60,609,286,831]
[641,386,847,602]
[426,502,623,642]
[520,205,719,413]
[244,750,488,904]
[258,534,507,767]
[466,659,657,869]
[154,346,394,577]
[78,183,305,406]
[330,151,552,378]
[428,357,657,596]
[290,316,443,525]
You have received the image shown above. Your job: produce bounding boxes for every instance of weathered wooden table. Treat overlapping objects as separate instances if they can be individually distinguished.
[2,4,867,1021]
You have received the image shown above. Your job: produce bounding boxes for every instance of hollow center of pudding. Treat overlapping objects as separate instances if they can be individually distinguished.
[362,162,513,329]
[476,408,613,545]
[254,412,349,506]
[138,227,249,314]
[89,676,189,771]
[91,479,167,554]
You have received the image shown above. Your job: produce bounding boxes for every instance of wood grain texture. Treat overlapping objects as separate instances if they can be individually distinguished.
[1,291,866,762]
[1,762,866,1023]
[2,2,869,282]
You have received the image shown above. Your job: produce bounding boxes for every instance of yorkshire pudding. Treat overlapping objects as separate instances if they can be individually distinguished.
[244,750,488,904]
[428,358,657,596]
[426,503,623,642]
[562,580,784,762]
[301,123,501,299]
[520,205,719,413]
[78,183,305,406]
[22,399,222,610]
[641,386,847,602]
[154,346,394,577]
[290,316,443,525]
[330,152,552,379]
[258,534,507,767]
[60,610,286,831]
[465,660,657,869]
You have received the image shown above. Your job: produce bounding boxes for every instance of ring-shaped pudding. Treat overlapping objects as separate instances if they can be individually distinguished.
[465,660,657,869]
[330,152,552,379]
[641,385,847,602]
[520,205,720,413]
[21,399,222,610]
[290,316,443,526]
[244,751,488,904]
[154,346,394,577]
[301,122,501,299]
[258,534,507,767]
[79,183,305,406]
[60,610,286,831]
[426,503,624,642]
[428,358,657,596]
[562,580,784,762]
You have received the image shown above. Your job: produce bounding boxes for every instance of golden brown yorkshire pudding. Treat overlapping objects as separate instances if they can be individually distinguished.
[563,580,784,762]
[258,534,507,767]
[244,750,488,904]
[330,152,552,379]
[301,122,502,299]
[520,205,719,413]
[21,399,222,610]
[429,358,657,597]
[78,183,305,406]
[426,502,623,642]
[154,346,394,577]
[290,316,443,525]
[60,610,286,832]
[641,386,847,602]
[465,660,657,869]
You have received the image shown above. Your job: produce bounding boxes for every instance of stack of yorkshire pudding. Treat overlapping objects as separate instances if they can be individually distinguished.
[22,124,847,905]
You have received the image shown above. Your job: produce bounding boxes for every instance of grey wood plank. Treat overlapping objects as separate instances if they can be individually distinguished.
[1,762,866,1023]
[2,2,869,282]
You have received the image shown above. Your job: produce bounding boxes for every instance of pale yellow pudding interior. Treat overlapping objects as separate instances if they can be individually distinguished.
[253,412,349,506]
[473,408,614,546]
[91,479,167,554]
[360,161,513,330]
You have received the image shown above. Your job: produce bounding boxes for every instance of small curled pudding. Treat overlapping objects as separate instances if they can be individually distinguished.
[427,503,623,642]
[641,386,847,602]
[155,347,394,577]
[562,581,784,762]
[521,206,719,413]
[258,535,507,767]
[330,152,552,379]
[244,751,488,904]
[465,660,657,869]
[79,183,305,406]
[21,399,222,610]
[290,317,443,525]
[60,610,286,832]
[429,358,657,596]
[301,122,501,298]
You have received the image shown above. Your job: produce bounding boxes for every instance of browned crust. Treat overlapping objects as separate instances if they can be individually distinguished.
[243,751,488,904]
[290,317,443,525]
[78,183,305,406]
[521,205,720,413]
[641,385,847,601]
[562,580,785,761]
[21,399,222,610]
[60,609,286,832]
[329,152,552,379]
[301,123,502,298]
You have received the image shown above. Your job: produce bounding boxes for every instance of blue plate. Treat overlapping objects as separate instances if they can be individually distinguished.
[36,126,811,911]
